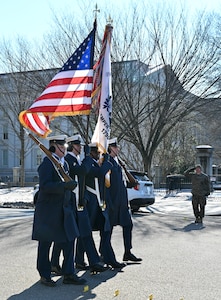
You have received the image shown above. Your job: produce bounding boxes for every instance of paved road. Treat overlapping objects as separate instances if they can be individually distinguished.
[0,208,34,220]
[1,211,221,300]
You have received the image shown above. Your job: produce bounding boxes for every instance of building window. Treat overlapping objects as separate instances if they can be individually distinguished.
[36,150,42,166]
[2,149,8,166]
[3,125,8,140]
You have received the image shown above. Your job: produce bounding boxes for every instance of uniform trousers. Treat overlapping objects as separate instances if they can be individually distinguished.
[192,195,206,218]
[99,230,118,264]
[75,234,100,266]
[122,223,133,253]
[38,240,74,279]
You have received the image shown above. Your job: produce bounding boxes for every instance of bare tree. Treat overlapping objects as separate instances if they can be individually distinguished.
[0,37,56,186]
[108,5,220,175]
[43,3,221,176]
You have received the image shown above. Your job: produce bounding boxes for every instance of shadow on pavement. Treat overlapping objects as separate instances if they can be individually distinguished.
[7,269,120,300]
[182,222,205,232]
[173,222,206,232]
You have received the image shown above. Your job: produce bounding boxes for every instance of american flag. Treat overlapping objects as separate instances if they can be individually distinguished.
[19,22,96,137]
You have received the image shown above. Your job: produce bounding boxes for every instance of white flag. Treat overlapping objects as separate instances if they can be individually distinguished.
[91,23,113,154]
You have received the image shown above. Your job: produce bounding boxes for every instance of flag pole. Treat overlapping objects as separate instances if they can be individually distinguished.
[93,3,100,20]
[84,5,100,145]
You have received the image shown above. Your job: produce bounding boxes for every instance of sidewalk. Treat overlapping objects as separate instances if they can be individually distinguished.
[146,189,221,216]
[1,187,221,217]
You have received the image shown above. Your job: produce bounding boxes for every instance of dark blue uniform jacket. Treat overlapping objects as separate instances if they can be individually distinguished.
[109,156,133,227]
[65,153,92,237]
[82,156,112,232]
[32,156,79,242]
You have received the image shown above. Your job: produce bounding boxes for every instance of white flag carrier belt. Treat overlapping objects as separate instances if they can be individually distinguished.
[86,178,103,207]
[73,175,82,210]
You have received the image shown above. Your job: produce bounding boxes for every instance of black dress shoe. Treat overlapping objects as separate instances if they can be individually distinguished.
[90,263,110,273]
[51,265,63,275]
[109,262,126,269]
[75,263,90,270]
[123,252,142,262]
[198,217,203,223]
[40,277,56,287]
[63,274,87,285]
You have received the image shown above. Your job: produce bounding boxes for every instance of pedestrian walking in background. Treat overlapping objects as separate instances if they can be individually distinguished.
[184,164,210,224]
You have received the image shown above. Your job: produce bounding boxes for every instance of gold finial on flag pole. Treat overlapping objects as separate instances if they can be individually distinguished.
[107,15,113,26]
[93,3,100,20]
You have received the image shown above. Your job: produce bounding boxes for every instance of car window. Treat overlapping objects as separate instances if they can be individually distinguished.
[130,171,150,181]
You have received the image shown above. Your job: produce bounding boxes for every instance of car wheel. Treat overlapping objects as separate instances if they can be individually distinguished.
[131,207,139,214]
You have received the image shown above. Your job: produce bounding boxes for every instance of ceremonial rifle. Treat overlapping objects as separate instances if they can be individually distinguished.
[24,128,72,182]
[24,128,84,210]
[117,157,139,187]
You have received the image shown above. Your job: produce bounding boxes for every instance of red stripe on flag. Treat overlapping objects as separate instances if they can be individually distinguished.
[21,113,50,135]
[37,90,92,101]
[27,104,91,113]
[47,76,93,87]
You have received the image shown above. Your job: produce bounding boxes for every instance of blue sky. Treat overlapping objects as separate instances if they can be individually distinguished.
[0,0,221,41]
[1,0,128,40]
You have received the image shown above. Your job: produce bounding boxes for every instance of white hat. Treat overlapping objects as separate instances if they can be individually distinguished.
[108,137,118,147]
[66,134,84,145]
[88,142,98,148]
[47,135,67,145]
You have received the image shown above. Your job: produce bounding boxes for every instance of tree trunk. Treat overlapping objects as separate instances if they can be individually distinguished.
[20,126,25,187]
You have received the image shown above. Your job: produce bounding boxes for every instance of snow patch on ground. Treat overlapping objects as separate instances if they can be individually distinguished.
[0,187,34,208]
